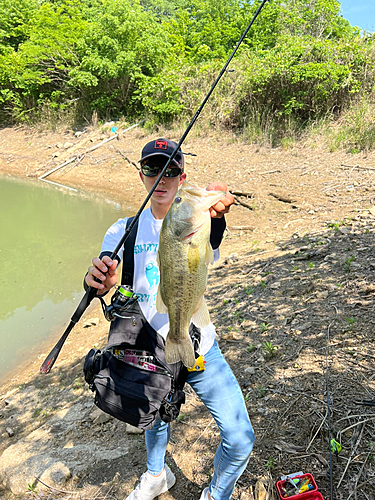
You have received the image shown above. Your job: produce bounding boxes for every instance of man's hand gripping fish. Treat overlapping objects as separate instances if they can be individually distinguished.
[156,182,226,368]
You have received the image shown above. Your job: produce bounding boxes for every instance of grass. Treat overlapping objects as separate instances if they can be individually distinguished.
[326,95,375,153]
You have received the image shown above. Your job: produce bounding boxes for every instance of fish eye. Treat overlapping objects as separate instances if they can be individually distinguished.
[174,196,182,204]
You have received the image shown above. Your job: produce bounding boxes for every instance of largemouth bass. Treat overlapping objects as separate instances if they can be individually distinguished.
[156,182,226,368]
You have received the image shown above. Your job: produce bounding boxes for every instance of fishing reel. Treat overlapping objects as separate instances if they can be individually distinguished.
[98,285,138,322]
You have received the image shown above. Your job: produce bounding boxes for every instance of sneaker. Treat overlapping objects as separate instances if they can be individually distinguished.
[200,488,209,500]
[200,488,213,500]
[125,464,176,500]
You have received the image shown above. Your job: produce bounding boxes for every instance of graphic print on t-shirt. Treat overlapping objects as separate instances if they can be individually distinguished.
[145,261,159,289]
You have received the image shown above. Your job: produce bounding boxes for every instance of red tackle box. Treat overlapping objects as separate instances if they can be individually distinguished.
[276,473,324,500]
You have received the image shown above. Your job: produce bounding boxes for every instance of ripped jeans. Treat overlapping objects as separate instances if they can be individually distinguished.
[145,341,255,500]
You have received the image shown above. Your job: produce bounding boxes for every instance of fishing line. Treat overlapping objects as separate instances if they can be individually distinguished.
[40,0,270,373]
[326,321,335,500]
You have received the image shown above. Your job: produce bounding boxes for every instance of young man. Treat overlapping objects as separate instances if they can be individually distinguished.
[85,139,255,500]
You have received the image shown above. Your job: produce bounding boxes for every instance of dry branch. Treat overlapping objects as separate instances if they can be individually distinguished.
[269,192,297,204]
[306,410,327,451]
[230,189,254,198]
[337,423,365,489]
[116,149,140,169]
[227,225,255,231]
[341,164,375,172]
[233,195,254,210]
[259,169,281,175]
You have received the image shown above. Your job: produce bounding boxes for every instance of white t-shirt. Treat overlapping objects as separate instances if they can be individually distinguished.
[101,207,218,355]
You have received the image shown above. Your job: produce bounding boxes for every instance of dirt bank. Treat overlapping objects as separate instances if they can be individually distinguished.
[1,124,375,500]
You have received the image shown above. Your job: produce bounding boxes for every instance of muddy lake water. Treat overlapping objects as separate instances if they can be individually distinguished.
[0,176,131,384]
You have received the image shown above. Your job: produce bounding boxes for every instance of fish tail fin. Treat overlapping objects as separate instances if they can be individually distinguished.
[165,335,195,369]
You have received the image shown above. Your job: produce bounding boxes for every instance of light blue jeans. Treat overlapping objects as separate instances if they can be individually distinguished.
[145,341,255,500]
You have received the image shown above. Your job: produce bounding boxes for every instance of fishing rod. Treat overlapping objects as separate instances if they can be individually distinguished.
[40,0,270,374]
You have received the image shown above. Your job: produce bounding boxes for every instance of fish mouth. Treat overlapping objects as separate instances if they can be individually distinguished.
[181,221,204,240]
[182,229,198,240]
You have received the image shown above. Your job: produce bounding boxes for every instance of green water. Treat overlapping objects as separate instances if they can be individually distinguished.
[0,176,130,382]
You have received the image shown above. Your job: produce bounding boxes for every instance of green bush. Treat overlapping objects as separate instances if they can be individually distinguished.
[0,0,375,150]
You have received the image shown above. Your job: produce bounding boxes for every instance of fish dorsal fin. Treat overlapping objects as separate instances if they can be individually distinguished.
[192,296,210,328]
[156,285,168,314]
[205,241,214,265]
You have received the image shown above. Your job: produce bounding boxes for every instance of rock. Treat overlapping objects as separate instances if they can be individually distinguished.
[83,317,100,328]
[240,486,255,500]
[41,461,72,486]
[91,407,112,425]
[270,282,281,289]
[0,409,130,495]
[224,253,239,264]
[63,142,74,149]
[254,479,268,500]
[244,367,256,375]
[126,423,144,434]
[5,427,14,437]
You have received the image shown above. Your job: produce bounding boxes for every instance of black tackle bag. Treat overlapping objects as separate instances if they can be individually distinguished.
[83,217,193,430]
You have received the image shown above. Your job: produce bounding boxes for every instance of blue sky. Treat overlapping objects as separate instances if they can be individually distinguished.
[339,1,375,32]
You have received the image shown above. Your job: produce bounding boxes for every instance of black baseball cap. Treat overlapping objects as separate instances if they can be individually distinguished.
[139,138,184,171]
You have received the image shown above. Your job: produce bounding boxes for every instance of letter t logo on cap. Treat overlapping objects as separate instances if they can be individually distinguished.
[155,140,167,150]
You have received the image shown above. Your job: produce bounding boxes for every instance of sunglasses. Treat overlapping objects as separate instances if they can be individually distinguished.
[141,163,182,178]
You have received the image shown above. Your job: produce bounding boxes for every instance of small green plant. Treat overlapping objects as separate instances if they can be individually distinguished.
[344,256,355,272]
[260,322,269,332]
[27,483,38,494]
[345,317,355,330]
[262,341,278,357]
[260,280,267,289]
[245,286,254,295]
[308,262,315,270]
[32,408,42,418]
[265,457,275,470]
[223,299,229,304]
[247,344,256,352]
[327,220,344,231]
[255,385,267,398]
